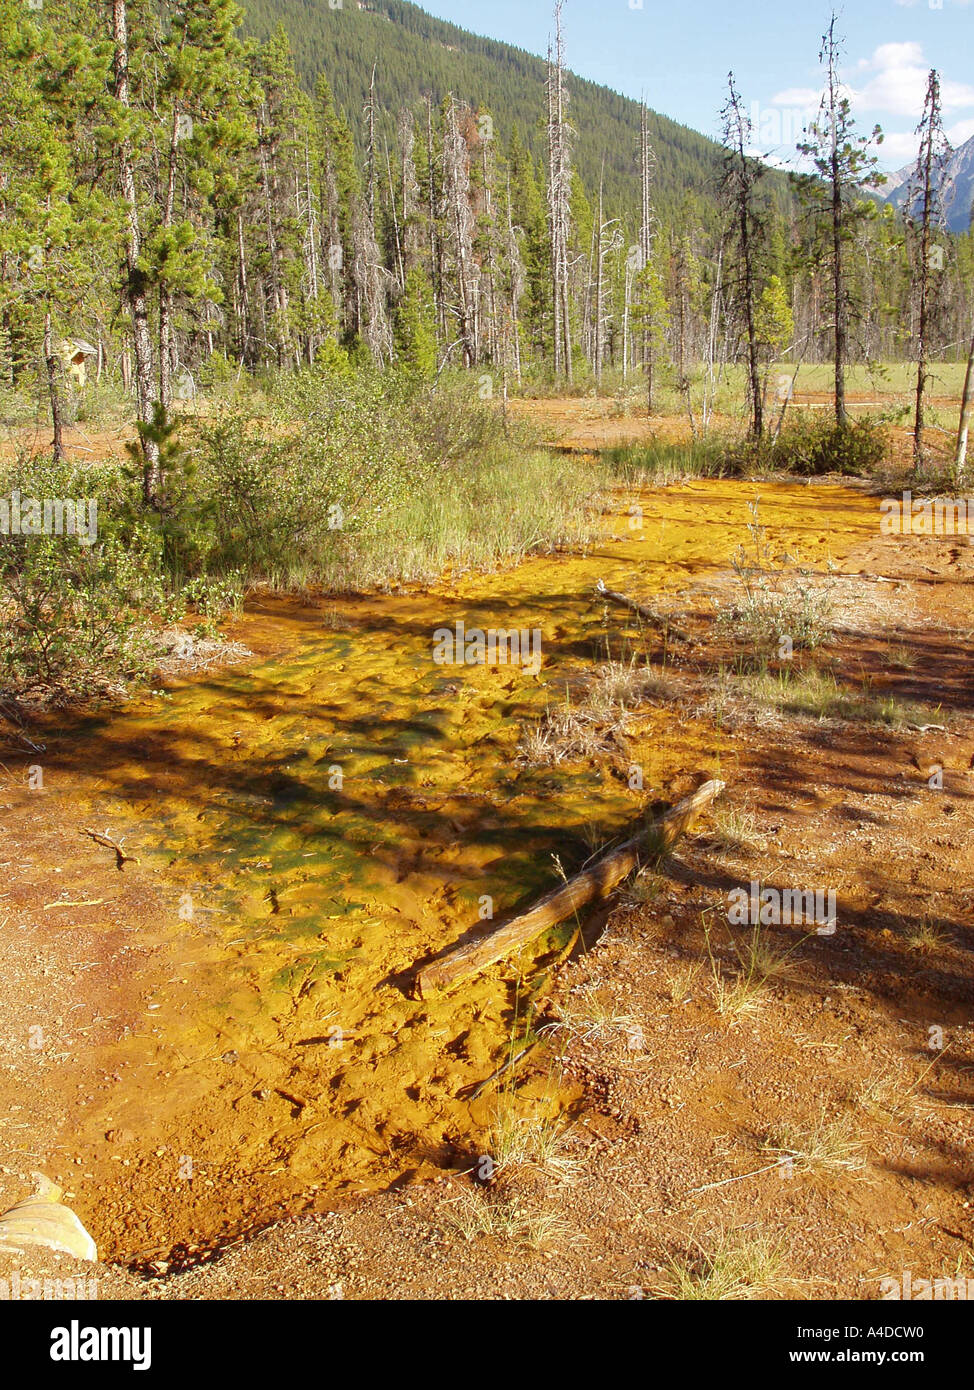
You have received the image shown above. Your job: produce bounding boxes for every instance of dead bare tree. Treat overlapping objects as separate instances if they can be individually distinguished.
[441,96,477,368]
[397,109,420,276]
[721,73,765,438]
[956,323,974,481]
[635,102,661,411]
[503,170,525,383]
[593,164,621,388]
[364,62,378,235]
[546,1,573,383]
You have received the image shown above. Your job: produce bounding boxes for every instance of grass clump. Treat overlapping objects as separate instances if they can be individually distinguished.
[734,666,929,727]
[486,1101,579,1184]
[518,656,667,767]
[542,984,643,1050]
[439,1186,572,1250]
[763,1110,868,1176]
[704,917,799,1019]
[654,1226,796,1300]
[601,436,731,485]
[708,805,765,855]
[517,695,624,766]
[904,916,951,954]
[601,416,888,488]
[439,1098,578,1251]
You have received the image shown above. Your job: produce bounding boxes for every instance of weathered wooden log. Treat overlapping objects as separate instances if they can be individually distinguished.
[595,578,689,640]
[415,778,724,998]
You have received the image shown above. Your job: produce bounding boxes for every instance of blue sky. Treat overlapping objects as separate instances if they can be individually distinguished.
[417,0,974,169]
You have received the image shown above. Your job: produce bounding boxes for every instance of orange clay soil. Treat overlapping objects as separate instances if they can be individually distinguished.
[0,404,971,1297]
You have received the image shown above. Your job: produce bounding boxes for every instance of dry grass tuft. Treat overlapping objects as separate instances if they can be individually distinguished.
[652,1226,799,1301]
[517,657,669,766]
[904,916,951,954]
[439,1187,573,1250]
[543,984,643,1051]
[763,1110,868,1177]
[486,1100,580,1184]
[705,921,799,1018]
[708,805,765,855]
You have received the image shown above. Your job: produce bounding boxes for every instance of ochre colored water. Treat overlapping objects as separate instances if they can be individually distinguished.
[52,479,881,1259]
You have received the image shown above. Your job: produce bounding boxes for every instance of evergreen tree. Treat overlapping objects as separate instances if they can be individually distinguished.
[796,12,885,425]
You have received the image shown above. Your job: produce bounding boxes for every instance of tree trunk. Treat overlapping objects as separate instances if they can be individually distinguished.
[236,209,250,363]
[415,780,725,997]
[956,327,974,481]
[912,71,943,476]
[594,170,604,387]
[158,105,181,412]
[43,311,65,465]
[739,193,763,438]
[829,75,846,427]
[305,137,320,361]
[112,0,159,504]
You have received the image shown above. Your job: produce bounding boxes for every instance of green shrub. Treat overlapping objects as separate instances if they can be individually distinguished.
[724,415,889,476]
[0,452,171,703]
[606,416,889,483]
[771,416,889,476]
[182,572,243,619]
[1,538,166,702]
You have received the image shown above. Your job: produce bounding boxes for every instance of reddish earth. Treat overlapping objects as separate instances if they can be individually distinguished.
[0,401,972,1300]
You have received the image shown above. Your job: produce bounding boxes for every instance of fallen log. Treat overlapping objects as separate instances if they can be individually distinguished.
[595,579,689,640]
[415,778,724,998]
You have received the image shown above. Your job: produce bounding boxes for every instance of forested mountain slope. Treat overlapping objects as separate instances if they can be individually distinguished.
[239,0,791,225]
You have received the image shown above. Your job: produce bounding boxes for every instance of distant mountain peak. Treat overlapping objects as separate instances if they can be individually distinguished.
[885,133,974,233]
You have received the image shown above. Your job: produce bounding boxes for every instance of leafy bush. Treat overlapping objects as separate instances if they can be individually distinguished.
[181,370,543,587]
[771,416,889,476]
[185,375,427,586]
[0,452,171,703]
[182,572,243,619]
[725,416,889,476]
[606,416,889,483]
[0,536,169,702]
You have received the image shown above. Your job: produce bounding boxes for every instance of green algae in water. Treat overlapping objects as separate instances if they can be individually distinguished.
[272,947,359,993]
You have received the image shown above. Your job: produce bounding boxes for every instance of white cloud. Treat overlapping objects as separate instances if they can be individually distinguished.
[941,76,974,111]
[871,117,974,176]
[758,38,974,171]
[769,86,820,107]
[852,45,934,116]
[947,117,974,145]
[849,42,974,118]
[877,130,922,166]
[862,41,925,71]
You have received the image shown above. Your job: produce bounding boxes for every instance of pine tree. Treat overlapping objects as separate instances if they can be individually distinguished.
[907,70,950,473]
[796,13,885,425]
[721,73,766,437]
[0,0,108,459]
[394,266,437,379]
[507,124,548,360]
